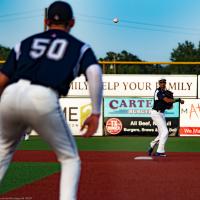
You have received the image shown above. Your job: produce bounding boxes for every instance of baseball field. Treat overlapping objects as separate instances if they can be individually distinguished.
[0,136,200,200]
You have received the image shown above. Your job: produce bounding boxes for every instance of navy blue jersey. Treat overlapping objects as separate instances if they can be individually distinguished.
[152,88,169,112]
[1,30,98,95]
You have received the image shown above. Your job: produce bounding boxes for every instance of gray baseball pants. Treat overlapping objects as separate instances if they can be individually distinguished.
[150,109,169,153]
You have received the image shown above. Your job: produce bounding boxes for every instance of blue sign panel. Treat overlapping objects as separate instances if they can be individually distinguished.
[104,98,179,118]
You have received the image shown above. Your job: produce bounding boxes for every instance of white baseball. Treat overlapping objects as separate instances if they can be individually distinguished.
[113,17,119,23]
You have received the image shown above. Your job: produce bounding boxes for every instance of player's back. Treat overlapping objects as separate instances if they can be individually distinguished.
[10,30,89,95]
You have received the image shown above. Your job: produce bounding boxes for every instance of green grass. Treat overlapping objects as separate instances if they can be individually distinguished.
[17,136,52,150]
[18,136,200,152]
[0,162,60,195]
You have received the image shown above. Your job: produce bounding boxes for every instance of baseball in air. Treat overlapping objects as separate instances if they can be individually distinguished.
[113,17,119,23]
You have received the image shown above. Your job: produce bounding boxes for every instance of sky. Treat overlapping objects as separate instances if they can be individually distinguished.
[1,0,200,61]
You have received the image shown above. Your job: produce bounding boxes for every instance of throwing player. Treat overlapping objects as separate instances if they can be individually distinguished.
[148,78,184,157]
[0,1,103,200]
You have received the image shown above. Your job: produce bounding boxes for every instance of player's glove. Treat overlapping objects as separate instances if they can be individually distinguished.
[80,113,100,138]
[164,90,174,109]
[165,90,174,99]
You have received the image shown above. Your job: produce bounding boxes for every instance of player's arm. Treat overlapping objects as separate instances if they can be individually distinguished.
[86,64,102,115]
[163,97,174,103]
[78,47,103,137]
[162,95,184,104]
[81,64,103,137]
[161,93,184,104]
[173,98,184,104]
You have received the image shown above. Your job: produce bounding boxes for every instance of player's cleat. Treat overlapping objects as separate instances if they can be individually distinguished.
[147,141,159,156]
[24,134,30,141]
[147,147,154,156]
[154,152,167,157]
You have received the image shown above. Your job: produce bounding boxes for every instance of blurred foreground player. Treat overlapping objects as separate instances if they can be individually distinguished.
[0,1,103,200]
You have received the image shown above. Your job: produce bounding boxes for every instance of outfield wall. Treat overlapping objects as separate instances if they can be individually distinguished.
[68,74,197,98]
[30,74,200,137]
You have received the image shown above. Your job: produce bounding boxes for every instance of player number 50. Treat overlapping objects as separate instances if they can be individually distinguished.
[30,38,68,60]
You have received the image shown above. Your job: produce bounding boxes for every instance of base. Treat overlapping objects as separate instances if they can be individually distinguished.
[134,156,153,160]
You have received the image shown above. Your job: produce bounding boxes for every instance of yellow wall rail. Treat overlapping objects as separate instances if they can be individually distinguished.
[1,60,200,73]
[99,61,200,73]
[1,60,200,65]
[99,61,200,65]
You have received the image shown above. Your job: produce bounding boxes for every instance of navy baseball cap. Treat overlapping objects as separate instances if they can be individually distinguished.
[47,1,73,24]
[159,78,166,83]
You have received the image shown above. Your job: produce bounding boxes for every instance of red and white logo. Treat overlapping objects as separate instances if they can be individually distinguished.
[105,118,123,135]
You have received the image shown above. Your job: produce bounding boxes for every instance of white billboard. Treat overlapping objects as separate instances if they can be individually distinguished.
[29,98,103,137]
[59,98,103,136]
[197,75,200,99]
[180,99,200,136]
[68,75,197,98]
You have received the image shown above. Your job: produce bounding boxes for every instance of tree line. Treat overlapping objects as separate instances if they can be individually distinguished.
[1,41,200,74]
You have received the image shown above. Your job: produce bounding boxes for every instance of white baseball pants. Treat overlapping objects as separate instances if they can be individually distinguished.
[150,110,169,153]
[0,80,80,200]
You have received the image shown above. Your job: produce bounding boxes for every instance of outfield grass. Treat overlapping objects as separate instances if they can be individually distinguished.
[18,136,200,152]
[0,162,60,195]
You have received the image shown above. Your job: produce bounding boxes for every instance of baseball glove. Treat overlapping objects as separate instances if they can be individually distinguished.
[164,90,174,99]
[165,90,173,109]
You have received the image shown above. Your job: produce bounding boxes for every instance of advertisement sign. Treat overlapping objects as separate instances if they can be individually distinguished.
[59,98,103,136]
[180,99,200,136]
[68,75,197,98]
[30,98,103,136]
[104,117,179,136]
[104,98,179,136]
[104,98,179,117]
